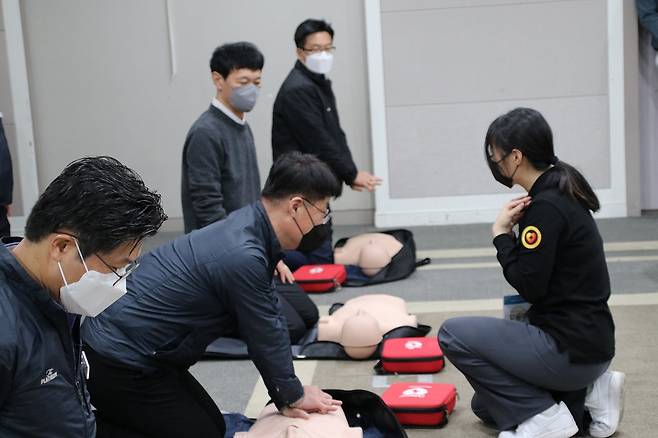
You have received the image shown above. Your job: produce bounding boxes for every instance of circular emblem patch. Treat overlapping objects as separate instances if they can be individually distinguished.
[521,226,542,249]
[309,267,324,275]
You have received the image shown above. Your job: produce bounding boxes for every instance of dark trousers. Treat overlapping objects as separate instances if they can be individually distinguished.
[275,280,319,344]
[0,206,9,238]
[85,347,225,438]
[439,316,608,432]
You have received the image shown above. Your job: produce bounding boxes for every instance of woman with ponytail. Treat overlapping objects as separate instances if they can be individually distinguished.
[439,108,624,438]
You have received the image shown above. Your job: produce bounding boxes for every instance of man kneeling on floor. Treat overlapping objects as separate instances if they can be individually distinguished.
[82,152,342,438]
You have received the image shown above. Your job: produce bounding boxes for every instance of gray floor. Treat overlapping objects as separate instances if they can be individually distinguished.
[145,215,658,437]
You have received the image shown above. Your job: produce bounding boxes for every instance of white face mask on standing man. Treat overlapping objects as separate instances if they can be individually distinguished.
[299,29,336,75]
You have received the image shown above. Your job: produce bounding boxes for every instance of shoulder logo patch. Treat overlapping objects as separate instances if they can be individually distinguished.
[521,226,542,249]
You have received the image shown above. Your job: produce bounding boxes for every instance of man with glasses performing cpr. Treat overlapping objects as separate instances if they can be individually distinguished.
[81,152,343,438]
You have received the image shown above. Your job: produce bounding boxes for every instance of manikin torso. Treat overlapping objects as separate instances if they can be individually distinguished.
[234,403,362,438]
[317,294,418,358]
[334,233,403,276]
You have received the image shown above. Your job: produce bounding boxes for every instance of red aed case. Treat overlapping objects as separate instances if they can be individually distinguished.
[380,337,445,374]
[293,264,347,293]
[382,382,457,428]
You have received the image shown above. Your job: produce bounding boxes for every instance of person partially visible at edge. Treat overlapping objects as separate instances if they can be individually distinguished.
[0,112,13,237]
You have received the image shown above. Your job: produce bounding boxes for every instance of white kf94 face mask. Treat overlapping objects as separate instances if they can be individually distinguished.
[305,51,334,75]
[58,239,127,317]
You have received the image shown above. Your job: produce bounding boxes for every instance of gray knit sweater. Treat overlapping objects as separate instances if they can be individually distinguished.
[181,105,261,233]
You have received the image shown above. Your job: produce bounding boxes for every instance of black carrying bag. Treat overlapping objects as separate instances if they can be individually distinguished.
[334,229,430,287]
[317,389,409,437]
[204,301,431,360]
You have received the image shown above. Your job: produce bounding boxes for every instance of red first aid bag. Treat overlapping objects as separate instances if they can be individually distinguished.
[382,382,457,427]
[379,337,445,374]
[293,264,347,293]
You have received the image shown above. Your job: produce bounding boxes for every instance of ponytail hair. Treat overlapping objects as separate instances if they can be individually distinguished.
[485,107,600,212]
[550,159,600,212]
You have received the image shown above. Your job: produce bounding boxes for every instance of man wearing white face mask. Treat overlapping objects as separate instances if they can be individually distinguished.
[181,42,264,234]
[0,156,166,437]
[272,19,382,270]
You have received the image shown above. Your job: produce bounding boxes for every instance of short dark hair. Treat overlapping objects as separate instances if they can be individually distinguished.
[209,42,264,78]
[25,156,167,255]
[262,152,342,201]
[294,19,334,49]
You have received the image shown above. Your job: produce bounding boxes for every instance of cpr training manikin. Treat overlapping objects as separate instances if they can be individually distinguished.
[334,233,403,276]
[317,294,418,359]
[234,403,363,438]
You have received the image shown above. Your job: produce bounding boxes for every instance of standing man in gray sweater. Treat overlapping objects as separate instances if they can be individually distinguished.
[180,42,318,342]
[181,42,263,233]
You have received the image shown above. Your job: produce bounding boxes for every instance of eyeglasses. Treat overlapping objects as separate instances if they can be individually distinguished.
[95,254,140,287]
[301,198,332,225]
[301,46,336,55]
[55,231,140,286]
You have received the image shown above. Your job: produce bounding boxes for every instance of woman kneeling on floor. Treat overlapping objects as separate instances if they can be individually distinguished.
[439,108,624,438]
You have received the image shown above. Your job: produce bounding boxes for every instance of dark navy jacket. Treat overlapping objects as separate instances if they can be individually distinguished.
[0,238,95,437]
[82,201,304,408]
[637,0,658,49]
[0,117,13,206]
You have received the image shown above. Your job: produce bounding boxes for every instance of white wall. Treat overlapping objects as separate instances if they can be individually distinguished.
[367,0,639,227]
[19,0,375,230]
[4,0,642,231]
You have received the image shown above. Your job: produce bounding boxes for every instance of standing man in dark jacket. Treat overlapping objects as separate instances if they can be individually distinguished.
[82,153,343,438]
[272,19,382,269]
[0,113,12,237]
[0,156,166,437]
[181,42,263,234]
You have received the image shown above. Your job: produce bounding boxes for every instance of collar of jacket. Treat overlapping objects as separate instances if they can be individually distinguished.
[294,60,331,88]
[0,236,65,311]
[253,201,284,269]
[529,166,559,197]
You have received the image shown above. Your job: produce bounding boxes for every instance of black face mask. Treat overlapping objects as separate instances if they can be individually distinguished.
[487,152,518,188]
[296,222,331,253]
[293,202,331,253]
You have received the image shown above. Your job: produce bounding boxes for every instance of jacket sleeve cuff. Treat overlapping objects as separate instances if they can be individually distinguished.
[493,233,515,253]
[345,166,358,186]
[270,376,304,410]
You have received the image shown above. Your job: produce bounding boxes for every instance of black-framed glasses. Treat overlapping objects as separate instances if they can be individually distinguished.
[301,198,331,225]
[302,46,336,54]
[55,230,140,287]
[95,253,140,287]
